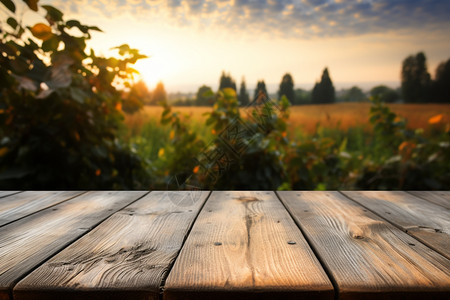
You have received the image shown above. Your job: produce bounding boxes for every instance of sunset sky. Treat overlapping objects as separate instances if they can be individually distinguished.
[21,0,450,93]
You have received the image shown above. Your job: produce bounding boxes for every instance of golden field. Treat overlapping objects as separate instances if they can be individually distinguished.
[124,103,450,135]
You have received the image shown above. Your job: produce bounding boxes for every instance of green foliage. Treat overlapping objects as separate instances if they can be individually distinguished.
[157,98,205,189]
[195,85,214,106]
[278,73,295,104]
[370,85,399,103]
[137,94,449,191]
[312,67,335,104]
[401,52,431,103]
[199,91,290,189]
[339,86,368,103]
[0,0,149,189]
[356,97,450,189]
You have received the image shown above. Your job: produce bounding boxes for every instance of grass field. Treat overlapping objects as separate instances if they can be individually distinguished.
[124,103,450,137]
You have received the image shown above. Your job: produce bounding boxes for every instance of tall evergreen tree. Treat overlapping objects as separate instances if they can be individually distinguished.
[152,81,167,104]
[401,52,431,103]
[432,58,450,103]
[238,77,250,106]
[311,67,335,104]
[278,73,295,104]
[219,71,236,91]
[253,80,268,104]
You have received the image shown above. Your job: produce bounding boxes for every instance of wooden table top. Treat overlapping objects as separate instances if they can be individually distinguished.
[0,191,449,300]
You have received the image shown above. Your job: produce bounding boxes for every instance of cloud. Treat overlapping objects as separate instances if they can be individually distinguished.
[48,0,450,38]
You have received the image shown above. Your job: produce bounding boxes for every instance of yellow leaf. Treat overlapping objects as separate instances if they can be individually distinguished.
[169,130,175,139]
[73,131,80,141]
[0,147,8,157]
[25,0,39,11]
[428,114,443,124]
[30,23,53,41]
[158,148,165,157]
[398,141,408,151]
[193,165,200,174]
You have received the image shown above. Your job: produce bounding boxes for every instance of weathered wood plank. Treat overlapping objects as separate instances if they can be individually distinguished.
[0,191,147,300]
[164,191,334,300]
[408,191,450,209]
[0,191,84,227]
[0,192,21,198]
[14,191,209,300]
[278,191,450,300]
[343,191,450,259]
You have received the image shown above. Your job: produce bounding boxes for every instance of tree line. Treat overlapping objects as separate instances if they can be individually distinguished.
[141,52,450,108]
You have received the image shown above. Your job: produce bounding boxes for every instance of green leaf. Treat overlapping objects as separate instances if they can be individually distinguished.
[23,0,39,11]
[7,17,18,29]
[88,26,103,32]
[42,36,59,52]
[113,44,131,56]
[42,5,63,22]
[1,0,15,13]
[66,20,88,33]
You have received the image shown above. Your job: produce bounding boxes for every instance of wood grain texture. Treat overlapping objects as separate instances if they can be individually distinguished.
[278,191,450,300]
[343,191,450,259]
[14,191,210,300]
[164,191,334,300]
[0,191,147,300]
[0,192,21,198]
[408,191,450,209]
[0,191,84,227]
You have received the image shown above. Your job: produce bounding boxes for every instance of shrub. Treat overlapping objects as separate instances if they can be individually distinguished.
[0,0,149,189]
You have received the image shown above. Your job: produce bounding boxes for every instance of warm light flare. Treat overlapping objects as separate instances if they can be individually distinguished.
[134,53,171,89]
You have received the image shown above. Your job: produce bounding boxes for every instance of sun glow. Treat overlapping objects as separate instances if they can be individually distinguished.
[134,52,172,89]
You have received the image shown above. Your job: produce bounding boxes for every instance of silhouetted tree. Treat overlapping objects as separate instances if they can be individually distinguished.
[152,81,167,104]
[196,85,215,106]
[370,85,399,103]
[278,73,295,104]
[401,52,431,103]
[432,58,450,103]
[123,80,150,113]
[238,77,250,106]
[312,67,335,104]
[339,86,367,102]
[253,80,268,104]
[219,71,236,91]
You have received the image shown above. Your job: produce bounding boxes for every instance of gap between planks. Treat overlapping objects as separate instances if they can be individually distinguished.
[0,191,149,300]
[278,191,450,300]
[13,191,210,300]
